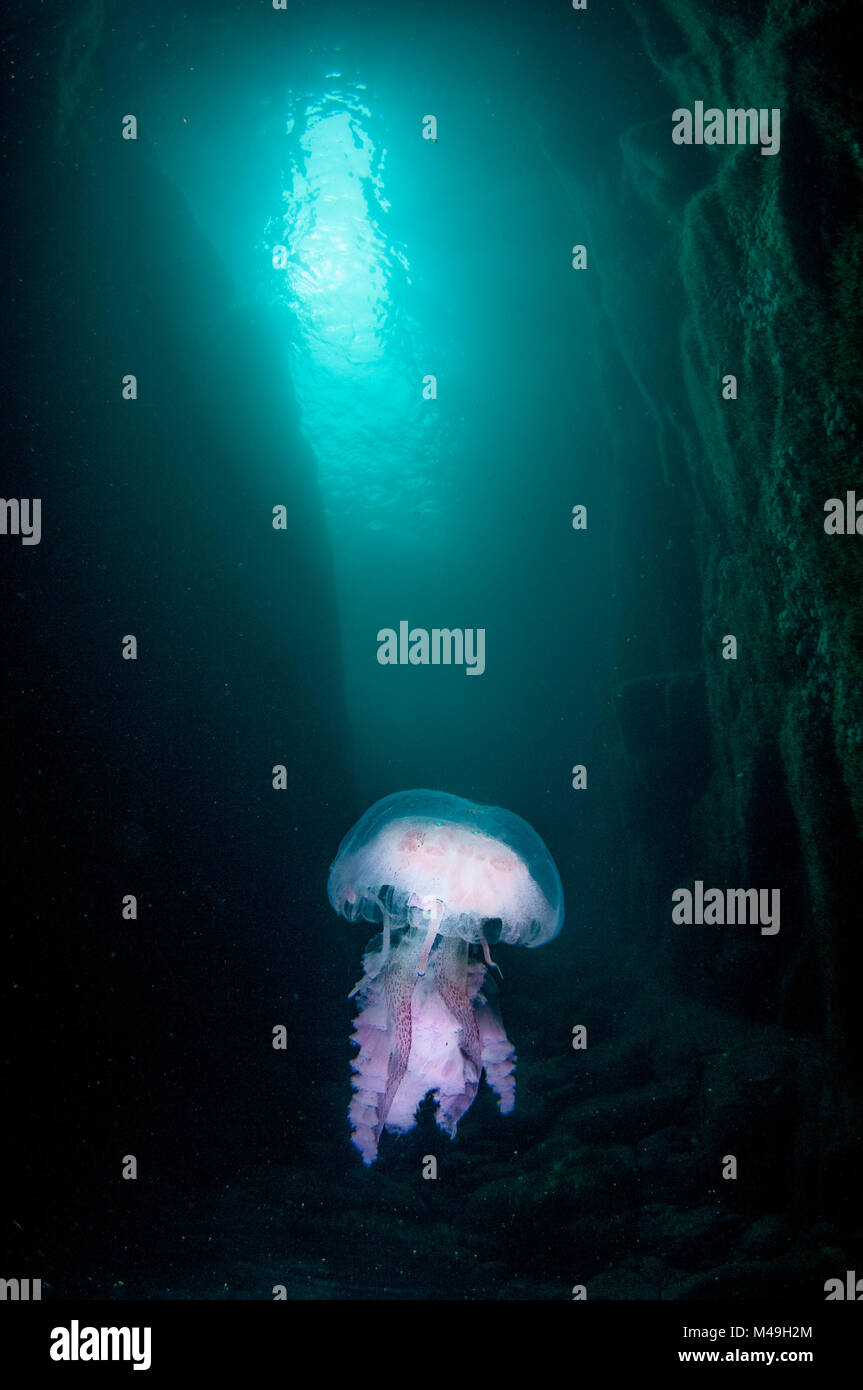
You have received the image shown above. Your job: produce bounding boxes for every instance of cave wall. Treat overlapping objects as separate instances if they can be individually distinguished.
[564,0,863,1232]
[648,0,861,1039]
[581,0,862,1028]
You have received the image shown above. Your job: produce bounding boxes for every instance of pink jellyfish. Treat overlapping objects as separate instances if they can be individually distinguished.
[327,790,564,1164]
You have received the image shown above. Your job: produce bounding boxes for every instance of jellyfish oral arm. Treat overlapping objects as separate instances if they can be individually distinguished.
[431,936,482,1132]
[348,928,516,1164]
[378,945,417,1147]
[471,963,516,1114]
[347,915,392,999]
[409,893,444,976]
[348,928,424,1162]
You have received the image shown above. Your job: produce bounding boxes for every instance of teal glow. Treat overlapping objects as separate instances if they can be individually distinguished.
[281,90,394,371]
[272,82,447,536]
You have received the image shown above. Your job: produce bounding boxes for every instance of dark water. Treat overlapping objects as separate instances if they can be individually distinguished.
[2,0,861,1301]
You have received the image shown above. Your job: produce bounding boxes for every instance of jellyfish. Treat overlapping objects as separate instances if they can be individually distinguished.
[327,789,564,1164]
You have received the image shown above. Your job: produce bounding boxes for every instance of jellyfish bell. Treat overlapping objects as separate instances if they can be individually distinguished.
[327,789,565,1164]
[328,788,563,945]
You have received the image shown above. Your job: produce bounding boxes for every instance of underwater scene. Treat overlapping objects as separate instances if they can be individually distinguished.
[2,0,862,1316]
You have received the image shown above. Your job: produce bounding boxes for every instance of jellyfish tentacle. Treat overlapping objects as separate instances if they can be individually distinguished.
[364,916,392,978]
[375,926,428,1140]
[349,915,393,998]
[416,920,438,977]
[433,935,483,1134]
[479,930,503,978]
[410,894,444,976]
[472,968,516,1114]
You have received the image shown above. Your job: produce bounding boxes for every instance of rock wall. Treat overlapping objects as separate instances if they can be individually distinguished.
[585,0,863,1242]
